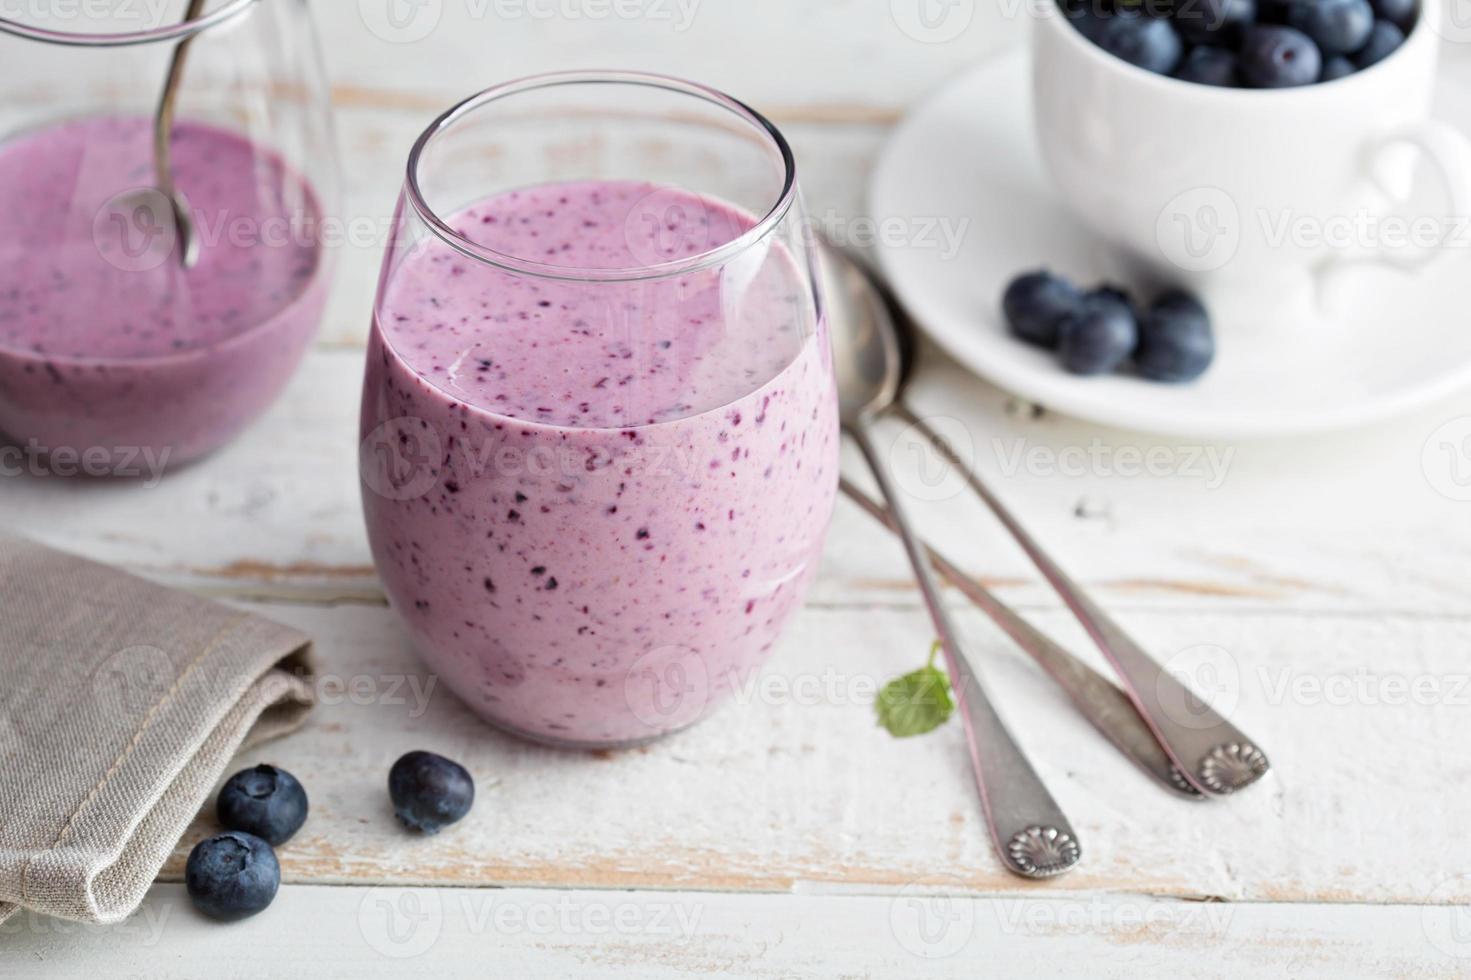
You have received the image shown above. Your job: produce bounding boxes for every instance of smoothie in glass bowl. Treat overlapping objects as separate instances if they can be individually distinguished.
[361,176,839,746]
[0,0,338,473]
[0,115,330,470]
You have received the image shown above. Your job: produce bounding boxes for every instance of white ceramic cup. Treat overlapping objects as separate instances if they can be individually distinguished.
[1032,0,1471,328]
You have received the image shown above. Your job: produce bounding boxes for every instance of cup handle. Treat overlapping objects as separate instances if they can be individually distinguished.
[1338,119,1471,275]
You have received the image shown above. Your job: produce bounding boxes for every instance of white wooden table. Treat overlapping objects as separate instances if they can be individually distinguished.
[4,4,1471,977]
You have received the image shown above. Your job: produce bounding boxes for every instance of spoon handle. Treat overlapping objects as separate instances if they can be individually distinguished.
[894,403,1270,797]
[840,478,1202,801]
[153,0,207,270]
[849,422,1081,878]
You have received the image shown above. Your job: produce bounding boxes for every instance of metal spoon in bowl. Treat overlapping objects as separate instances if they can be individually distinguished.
[820,240,1269,798]
[820,242,1082,879]
[151,0,207,269]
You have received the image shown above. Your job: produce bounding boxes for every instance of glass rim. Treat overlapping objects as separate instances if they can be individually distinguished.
[403,69,800,284]
[0,0,259,47]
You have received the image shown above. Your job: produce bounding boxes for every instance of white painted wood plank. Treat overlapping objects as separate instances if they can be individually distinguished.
[87,597,1467,906]
[3,19,1470,959]
[316,0,1027,112]
[1,884,1464,979]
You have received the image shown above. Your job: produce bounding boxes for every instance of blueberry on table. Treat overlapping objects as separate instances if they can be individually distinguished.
[1174,0,1257,46]
[1094,13,1186,75]
[1090,283,1138,312]
[1354,20,1406,68]
[1176,45,1242,85]
[1287,0,1374,54]
[217,764,309,846]
[1002,270,1082,348]
[185,831,280,922]
[389,751,475,835]
[1136,290,1216,382]
[1057,289,1140,376]
[1321,54,1358,79]
[1370,0,1416,29]
[1240,25,1323,87]
[1151,289,1208,320]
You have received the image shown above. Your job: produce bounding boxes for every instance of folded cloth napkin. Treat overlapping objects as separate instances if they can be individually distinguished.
[0,532,314,925]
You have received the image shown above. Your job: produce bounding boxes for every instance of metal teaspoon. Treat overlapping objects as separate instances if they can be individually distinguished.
[821,241,1082,879]
[824,242,1270,797]
[153,0,207,269]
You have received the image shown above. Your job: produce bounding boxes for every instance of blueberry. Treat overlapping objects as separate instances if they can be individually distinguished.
[217,764,309,846]
[1136,290,1216,382]
[1002,270,1083,348]
[1090,283,1138,315]
[1151,289,1208,319]
[1093,13,1185,74]
[1174,0,1257,45]
[1256,0,1296,21]
[1057,288,1139,376]
[1371,0,1416,29]
[1287,0,1374,54]
[1354,20,1406,67]
[1065,2,1113,41]
[185,831,280,922]
[1240,25,1323,87]
[1176,45,1242,85]
[389,751,475,835]
[1321,53,1358,78]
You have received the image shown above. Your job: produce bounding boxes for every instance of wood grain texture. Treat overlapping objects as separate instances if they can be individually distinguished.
[2,884,1466,979]
[100,596,1467,906]
[3,8,1471,972]
[316,0,1026,110]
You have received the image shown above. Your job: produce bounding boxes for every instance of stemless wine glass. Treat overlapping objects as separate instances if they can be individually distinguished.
[0,1,337,473]
[360,71,840,748]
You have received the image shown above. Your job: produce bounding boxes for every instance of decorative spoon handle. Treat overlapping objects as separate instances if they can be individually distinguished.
[153,0,207,270]
[849,422,1081,878]
[893,403,1270,796]
[841,478,1202,801]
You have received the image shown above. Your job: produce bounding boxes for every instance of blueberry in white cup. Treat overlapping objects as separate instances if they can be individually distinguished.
[1062,0,1416,86]
[1034,0,1471,332]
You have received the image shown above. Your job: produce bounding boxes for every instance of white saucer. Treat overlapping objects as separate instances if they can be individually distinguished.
[869,49,1471,440]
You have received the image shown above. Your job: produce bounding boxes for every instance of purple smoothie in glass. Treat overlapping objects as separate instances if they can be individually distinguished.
[0,115,328,469]
[360,180,839,746]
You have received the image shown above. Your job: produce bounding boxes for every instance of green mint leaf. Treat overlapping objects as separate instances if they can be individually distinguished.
[876,641,955,738]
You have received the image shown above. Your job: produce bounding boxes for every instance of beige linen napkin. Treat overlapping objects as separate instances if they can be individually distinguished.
[0,532,314,925]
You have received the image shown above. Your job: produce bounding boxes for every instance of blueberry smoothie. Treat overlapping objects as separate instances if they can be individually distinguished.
[361,180,839,746]
[0,115,328,467]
